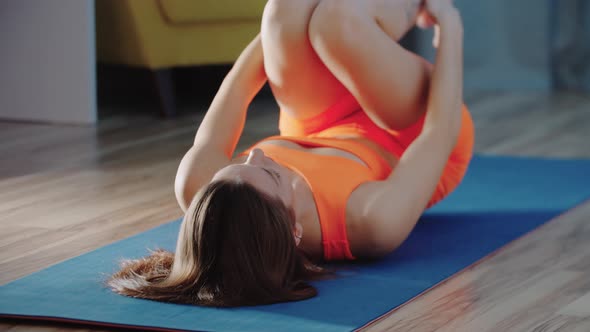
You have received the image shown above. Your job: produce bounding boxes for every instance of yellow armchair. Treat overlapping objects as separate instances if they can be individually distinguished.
[95,0,266,116]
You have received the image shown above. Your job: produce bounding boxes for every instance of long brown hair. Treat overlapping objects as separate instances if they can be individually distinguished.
[108,180,328,307]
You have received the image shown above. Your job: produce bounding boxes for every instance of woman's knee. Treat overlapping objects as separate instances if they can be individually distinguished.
[263,0,319,31]
[310,0,418,44]
[262,0,292,29]
[308,0,367,54]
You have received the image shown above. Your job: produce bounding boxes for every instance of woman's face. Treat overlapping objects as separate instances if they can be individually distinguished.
[212,148,294,208]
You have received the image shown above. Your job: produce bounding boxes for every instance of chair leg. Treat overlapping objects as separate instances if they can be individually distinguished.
[152,68,176,117]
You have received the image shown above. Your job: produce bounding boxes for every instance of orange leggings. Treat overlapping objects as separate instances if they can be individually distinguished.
[278,93,475,207]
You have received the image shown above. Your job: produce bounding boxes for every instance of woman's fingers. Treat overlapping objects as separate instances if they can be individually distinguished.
[432,25,440,48]
[416,0,455,49]
[416,10,436,29]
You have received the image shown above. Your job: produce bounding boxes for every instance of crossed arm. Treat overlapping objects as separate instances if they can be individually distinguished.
[350,7,465,257]
[174,35,267,212]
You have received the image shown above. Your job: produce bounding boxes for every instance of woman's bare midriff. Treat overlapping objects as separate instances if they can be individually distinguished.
[236,136,398,170]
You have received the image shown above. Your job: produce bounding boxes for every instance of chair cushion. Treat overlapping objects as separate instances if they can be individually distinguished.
[157,0,265,24]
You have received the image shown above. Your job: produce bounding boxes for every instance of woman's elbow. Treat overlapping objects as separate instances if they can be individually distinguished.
[174,149,200,213]
[174,175,190,213]
[352,221,406,258]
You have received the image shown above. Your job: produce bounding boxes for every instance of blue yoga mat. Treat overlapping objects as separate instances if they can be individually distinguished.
[1,155,590,332]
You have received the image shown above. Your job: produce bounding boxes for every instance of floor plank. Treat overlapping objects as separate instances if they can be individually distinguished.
[559,292,590,317]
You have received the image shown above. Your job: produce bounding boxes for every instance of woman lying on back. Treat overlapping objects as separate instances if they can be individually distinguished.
[109,0,473,307]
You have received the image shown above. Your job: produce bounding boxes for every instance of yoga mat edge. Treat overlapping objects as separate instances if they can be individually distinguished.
[0,314,191,332]
[357,197,590,331]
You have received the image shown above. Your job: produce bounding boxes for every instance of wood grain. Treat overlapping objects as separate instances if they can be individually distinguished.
[1,91,589,332]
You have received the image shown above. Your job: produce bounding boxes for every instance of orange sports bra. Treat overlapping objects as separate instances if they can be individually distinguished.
[242,136,393,261]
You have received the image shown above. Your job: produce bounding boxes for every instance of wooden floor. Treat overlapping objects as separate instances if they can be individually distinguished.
[1,91,589,332]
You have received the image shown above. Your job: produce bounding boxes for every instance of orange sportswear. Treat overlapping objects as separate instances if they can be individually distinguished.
[242,93,474,261]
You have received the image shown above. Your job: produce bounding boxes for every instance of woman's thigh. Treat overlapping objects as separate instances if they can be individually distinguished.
[309,0,433,130]
[261,0,430,126]
[261,0,351,120]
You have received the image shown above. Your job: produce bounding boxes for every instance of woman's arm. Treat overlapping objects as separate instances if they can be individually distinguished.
[353,5,464,256]
[175,34,267,212]
[194,34,267,157]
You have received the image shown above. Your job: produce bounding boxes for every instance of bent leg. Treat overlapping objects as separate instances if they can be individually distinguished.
[308,0,433,130]
[261,0,351,120]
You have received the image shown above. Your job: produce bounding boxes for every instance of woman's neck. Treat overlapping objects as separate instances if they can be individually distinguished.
[286,167,324,257]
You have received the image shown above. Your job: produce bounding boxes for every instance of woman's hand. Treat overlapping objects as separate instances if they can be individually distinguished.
[416,0,460,48]
[416,0,456,28]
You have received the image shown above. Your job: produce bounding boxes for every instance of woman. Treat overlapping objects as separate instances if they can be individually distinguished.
[109,0,473,307]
